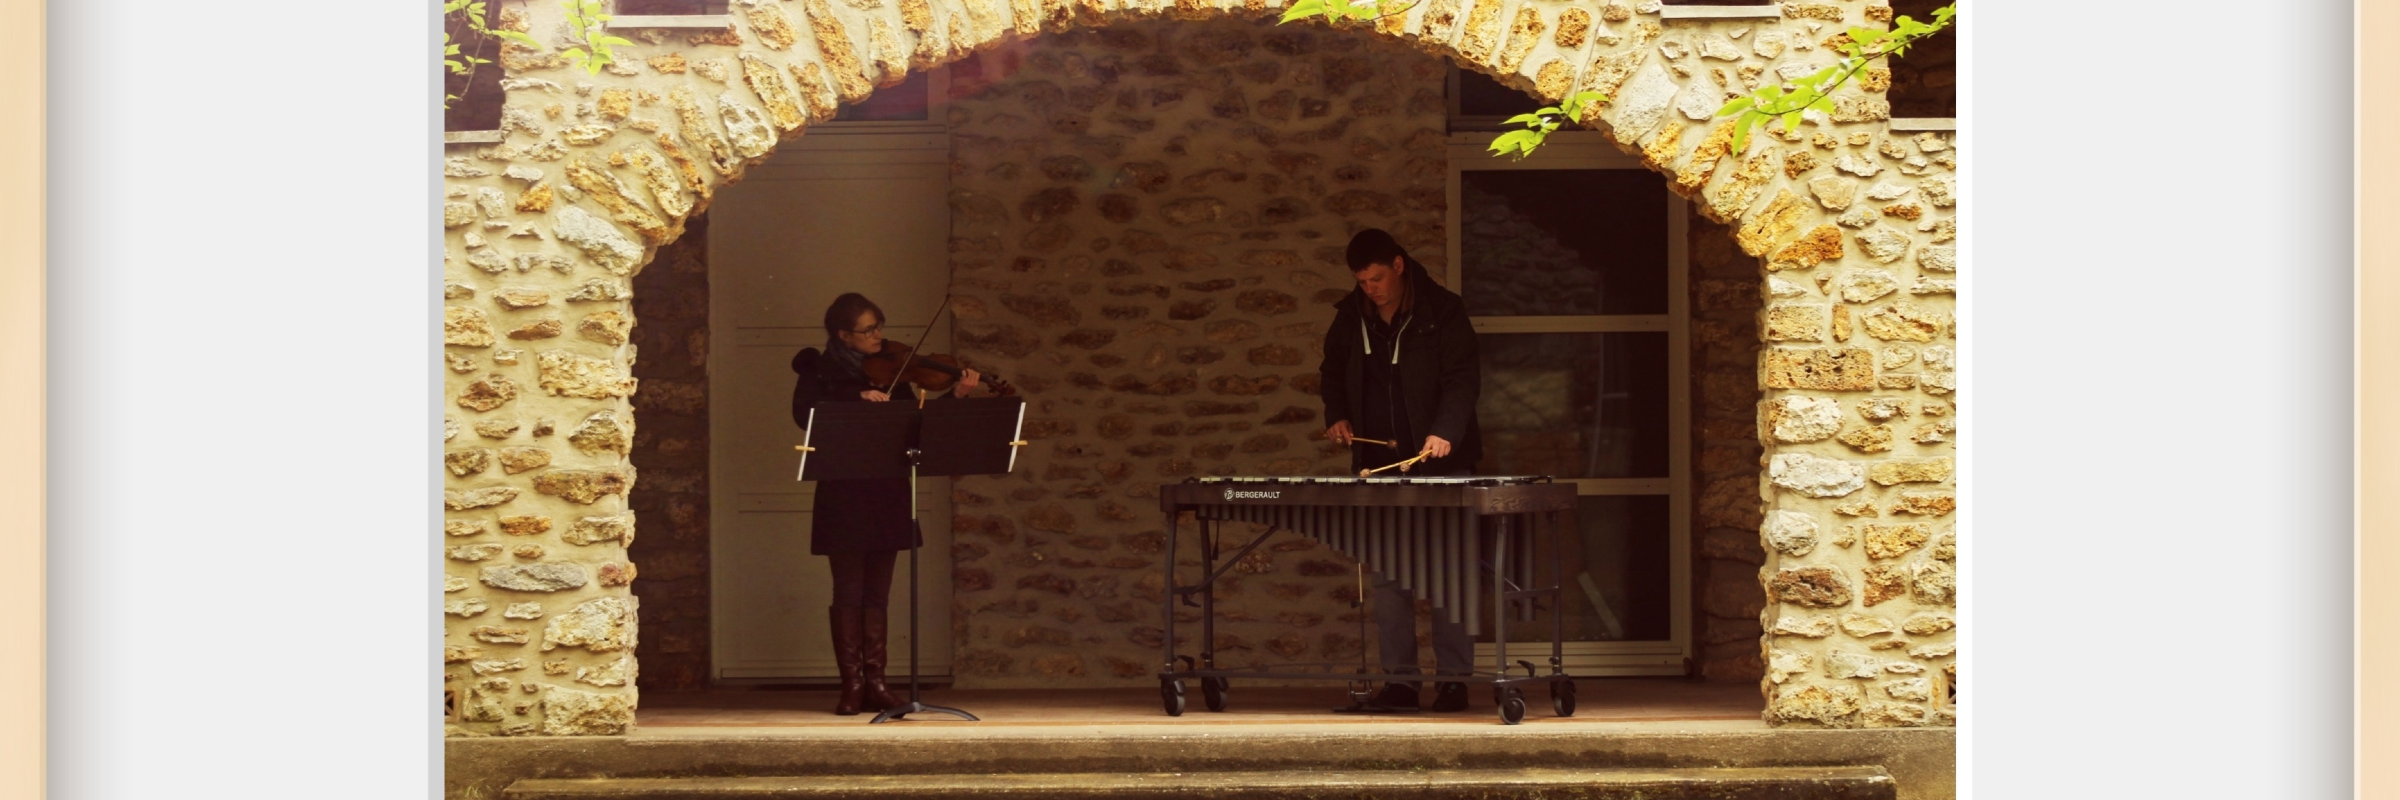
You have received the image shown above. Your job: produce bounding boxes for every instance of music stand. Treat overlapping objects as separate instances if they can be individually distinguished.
[798,395,1026,723]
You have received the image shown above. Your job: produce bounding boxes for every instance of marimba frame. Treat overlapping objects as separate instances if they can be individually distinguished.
[1154,479,1580,725]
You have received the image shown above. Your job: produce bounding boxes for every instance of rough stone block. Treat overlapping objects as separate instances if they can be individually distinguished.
[1762,347,1876,391]
[1761,510,1819,556]
[1768,566,1852,607]
[482,563,588,593]
[1869,458,1954,486]
[1762,395,1842,442]
[1771,682,1863,727]
[1859,523,1930,560]
[1768,453,1865,498]
[1761,304,1827,342]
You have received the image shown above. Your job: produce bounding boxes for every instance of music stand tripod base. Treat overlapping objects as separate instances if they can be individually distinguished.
[871,699,979,723]
[800,397,1025,725]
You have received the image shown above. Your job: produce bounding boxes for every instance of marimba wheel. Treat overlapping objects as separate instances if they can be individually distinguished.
[1551,680,1577,717]
[1202,677,1230,712]
[1161,679,1186,717]
[1498,691,1527,725]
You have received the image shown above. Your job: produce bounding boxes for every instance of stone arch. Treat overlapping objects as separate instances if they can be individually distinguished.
[440,0,1959,735]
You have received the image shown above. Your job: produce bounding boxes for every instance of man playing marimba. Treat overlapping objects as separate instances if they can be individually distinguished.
[1317,228,1485,713]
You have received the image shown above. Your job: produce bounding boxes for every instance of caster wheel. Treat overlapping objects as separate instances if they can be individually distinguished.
[1552,680,1577,718]
[1499,691,1527,725]
[1202,677,1230,712]
[1161,679,1186,717]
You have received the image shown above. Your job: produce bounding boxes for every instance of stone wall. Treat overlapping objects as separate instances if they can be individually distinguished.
[626,213,715,692]
[1690,213,1767,682]
[940,16,1451,687]
[439,0,1960,734]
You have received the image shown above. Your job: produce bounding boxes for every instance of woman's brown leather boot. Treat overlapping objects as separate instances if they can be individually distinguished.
[860,605,903,711]
[830,606,866,716]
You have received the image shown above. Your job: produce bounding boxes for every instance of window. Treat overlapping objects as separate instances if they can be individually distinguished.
[614,0,730,14]
[1887,0,1956,120]
[1659,0,1781,20]
[609,1,735,30]
[1447,68,1532,131]
[1445,134,1692,674]
[443,2,506,134]
[834,70,935,123]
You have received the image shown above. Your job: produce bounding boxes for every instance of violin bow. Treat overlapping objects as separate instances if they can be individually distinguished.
[879,295,953,396]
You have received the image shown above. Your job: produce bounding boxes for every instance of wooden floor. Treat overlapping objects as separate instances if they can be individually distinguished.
[637,679,1762,730]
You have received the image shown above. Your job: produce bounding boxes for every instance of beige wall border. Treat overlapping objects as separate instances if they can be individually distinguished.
[2360,0,2396,794]
[0,0,41,795]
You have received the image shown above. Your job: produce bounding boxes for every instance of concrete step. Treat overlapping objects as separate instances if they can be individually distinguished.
[502,766,1897,800]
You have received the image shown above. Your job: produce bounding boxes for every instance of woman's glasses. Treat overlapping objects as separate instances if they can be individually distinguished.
[848,324,883,336]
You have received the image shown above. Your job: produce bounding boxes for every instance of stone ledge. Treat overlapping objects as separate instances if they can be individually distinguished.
[1660,5,1786,21]
[1886,118,1957,132]
[503,767,1899,799]
[605,15,733,29]
[448,723,1956,800]
[446,130,507,145]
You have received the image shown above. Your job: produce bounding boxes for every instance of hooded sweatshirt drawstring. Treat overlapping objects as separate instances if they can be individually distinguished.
[1358,294,1410,365]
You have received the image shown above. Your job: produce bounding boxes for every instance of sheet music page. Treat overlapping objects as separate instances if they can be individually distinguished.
[1006,401,1026,473]
[795,407,816,481]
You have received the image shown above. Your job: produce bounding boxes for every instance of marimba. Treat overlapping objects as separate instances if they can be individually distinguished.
[1155,475,1580,724]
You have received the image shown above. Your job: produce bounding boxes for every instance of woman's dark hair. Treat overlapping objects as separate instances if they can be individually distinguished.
[1345,228,1417,276]
[823,292,885,337]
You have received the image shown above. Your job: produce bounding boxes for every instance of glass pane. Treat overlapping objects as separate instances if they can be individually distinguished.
[616,0,732,12]
[834,70,932,122]
[1461,170,1670,316]
[1475,332,1669,480]
[1888,0,1957,118]
[1484,495,1673,643]
[1456,68,1537,119]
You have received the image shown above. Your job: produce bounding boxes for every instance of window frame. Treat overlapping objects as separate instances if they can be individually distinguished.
[809,67,951,135]
[1445,131,1693,675]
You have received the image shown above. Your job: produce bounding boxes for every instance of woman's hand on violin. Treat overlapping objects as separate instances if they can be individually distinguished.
[860,389,890,402]
[952,368,982,398]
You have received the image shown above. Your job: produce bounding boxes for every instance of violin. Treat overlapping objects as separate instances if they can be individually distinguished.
[863,340,1017,397]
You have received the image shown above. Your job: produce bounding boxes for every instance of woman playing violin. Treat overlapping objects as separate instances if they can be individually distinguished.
[808,292,980,716]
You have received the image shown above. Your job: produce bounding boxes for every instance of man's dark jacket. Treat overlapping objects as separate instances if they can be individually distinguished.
[1317,266,1483,475]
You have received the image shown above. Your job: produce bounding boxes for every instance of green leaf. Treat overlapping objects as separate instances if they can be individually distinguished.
[1502,112,1546,127]
[597,35,636,47]
[1714,95,1754,117]
[1487,129,1540,154]
[1779,110,1803,133]
[562,46,588,62]
[1731,112,1760,153]
[1807,97,1835,115]
[1280,0,1330,23]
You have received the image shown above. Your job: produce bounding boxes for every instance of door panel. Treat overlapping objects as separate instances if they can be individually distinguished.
[708,133,954,682]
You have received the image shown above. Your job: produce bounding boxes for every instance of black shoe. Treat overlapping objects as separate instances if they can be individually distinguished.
[1368,682,1420,711]
[1430,682,1469,712]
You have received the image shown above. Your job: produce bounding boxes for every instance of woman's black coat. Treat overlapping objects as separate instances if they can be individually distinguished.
[797,349,921,555]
